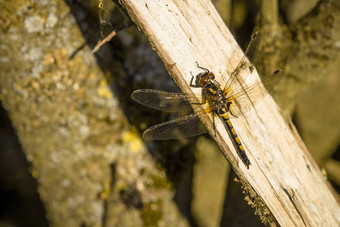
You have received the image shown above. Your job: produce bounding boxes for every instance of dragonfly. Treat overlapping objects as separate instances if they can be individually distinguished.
[131,32,284,169]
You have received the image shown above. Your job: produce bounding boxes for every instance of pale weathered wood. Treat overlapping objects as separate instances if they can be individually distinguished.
[118,0,340,226]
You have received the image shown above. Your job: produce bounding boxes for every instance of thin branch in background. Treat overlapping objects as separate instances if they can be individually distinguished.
[92,21,133,53]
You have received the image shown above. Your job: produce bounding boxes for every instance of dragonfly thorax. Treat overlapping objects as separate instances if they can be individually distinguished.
[202,78,230,114]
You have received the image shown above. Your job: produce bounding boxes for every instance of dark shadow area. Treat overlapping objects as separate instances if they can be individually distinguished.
[331,144,340,193]
[0,102,48,227]
[221,170,264,227]
[230,0,259,50]
[154,140,199,227]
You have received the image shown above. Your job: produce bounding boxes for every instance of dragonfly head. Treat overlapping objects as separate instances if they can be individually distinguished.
[198,72,215,86]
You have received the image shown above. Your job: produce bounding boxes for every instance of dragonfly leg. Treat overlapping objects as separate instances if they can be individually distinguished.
[195,61,209,73]
[189,71,202,88]
[230,109,238,118]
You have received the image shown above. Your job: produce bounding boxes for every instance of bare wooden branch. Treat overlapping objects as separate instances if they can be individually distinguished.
[119,0,340,226]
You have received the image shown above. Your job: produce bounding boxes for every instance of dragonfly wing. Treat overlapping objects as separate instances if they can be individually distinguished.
[142,113,208,140]
[228,70,284,116]
[131,89,201,112]
[224,31,261,93]
[243,31,261,64]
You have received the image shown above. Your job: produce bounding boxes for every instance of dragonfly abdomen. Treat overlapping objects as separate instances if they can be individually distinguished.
[217,108,251,169]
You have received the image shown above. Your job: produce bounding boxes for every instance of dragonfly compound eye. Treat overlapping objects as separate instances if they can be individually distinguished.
[208,72,215,79]
[198,73,210,86]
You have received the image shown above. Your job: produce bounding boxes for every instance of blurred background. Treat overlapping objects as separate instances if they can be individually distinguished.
[0,0,339,226]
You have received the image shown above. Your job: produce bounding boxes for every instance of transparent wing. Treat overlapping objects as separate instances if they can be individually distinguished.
[242,31,261,66]
[131,89,200,112]
[142,113,208,140]
[227,70,284,116]
[223,31,261,94]
[220,31,284,116]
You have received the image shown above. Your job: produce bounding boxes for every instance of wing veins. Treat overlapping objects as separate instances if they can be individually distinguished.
[223,31,261,93]
[131,89,201,112]
[142,112,208,140]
